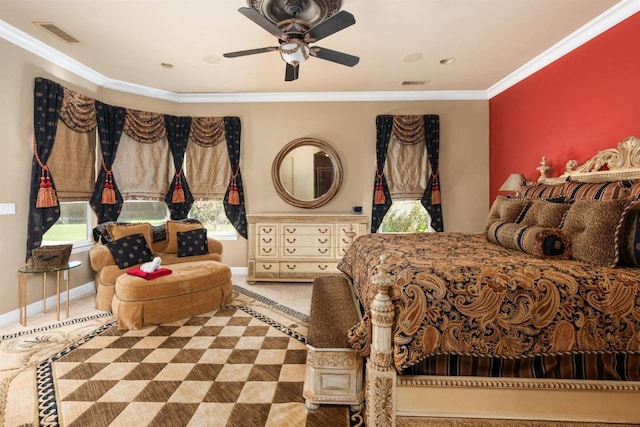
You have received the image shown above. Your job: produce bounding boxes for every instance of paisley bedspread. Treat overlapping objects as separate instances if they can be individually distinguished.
[337,232,640,373]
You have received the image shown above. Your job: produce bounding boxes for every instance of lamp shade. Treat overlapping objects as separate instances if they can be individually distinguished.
[499,173,526,192]
[279,40,310,66]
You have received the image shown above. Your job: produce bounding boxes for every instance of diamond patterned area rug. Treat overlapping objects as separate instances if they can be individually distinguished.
[34,286,363,427]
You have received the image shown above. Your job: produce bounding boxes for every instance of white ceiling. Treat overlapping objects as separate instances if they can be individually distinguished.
[0,0,637,102]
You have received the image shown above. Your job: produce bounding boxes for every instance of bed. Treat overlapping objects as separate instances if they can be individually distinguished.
[338,136,640,426]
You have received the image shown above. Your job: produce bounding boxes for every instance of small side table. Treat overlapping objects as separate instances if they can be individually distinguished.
[18,260,82,326]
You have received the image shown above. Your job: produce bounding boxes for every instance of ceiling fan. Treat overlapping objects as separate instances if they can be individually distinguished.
[223,0,359,81]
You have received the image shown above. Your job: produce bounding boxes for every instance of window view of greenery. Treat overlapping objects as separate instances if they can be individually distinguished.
[379,200,432,233]
[118,201,167,226]
[189,201,235,234]
[43,202,90,242]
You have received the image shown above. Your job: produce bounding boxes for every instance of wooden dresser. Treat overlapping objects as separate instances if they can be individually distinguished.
[247,214,369,282]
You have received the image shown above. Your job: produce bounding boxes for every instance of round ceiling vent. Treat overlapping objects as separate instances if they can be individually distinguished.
[247,0,341,27]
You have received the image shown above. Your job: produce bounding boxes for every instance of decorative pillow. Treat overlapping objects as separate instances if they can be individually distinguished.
[484,196,529,233]
[562,180,631,201]
[487,221,571,259]
[108,222,153,249]
[165,220,204,254]
[92,221,116,243]
[519,182,565,199]
[105,233,154,269]
[561,198,632,267]
[619,202,640,267]
[518,199,571,228]
[177,228,209,257]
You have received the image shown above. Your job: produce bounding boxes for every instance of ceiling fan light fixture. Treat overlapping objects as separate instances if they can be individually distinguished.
[279,40,310,66]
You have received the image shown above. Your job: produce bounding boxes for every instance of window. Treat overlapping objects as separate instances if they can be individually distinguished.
[118,201,168,226]
[189,200,236,239]
[379,200,432,233]
[42,201,92,244]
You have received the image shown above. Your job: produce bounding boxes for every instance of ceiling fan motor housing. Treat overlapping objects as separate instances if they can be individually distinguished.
[284,0,303,16]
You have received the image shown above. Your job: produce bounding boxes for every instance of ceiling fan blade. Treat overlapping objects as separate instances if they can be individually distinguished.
[305,11,355,42]
[311,47,359,67]
[223,46,278,58]
[285,63,299,81]
[238,7,286,39]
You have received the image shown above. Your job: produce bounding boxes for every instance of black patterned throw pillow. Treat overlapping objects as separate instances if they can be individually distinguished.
[177,228,209,257]
[105,233,154,269]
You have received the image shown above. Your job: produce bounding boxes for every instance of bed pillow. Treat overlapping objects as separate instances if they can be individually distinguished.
[105,233,154,269]
[519,182,565,199]
[484,196,529,233]
[177,228,209,257]
[562,180,631,201]
[165,220,205,254]
[487,221,571,259]
[518,199,571,228]
[619,202,640,267]
[107,222,153,249]
[561,198,632,267]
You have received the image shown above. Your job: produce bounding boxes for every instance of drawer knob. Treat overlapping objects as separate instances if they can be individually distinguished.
[317,248,328,254]
[286,248,296,254]
[263,264,272,270]
[262,238,272,244]
[263,227,273,233]
[318,238,328,244]
[286,227,296,233]
[286,238,296,244]
[286,264,297,270]
[318,228,329,234]
[261,248,272,254]
[318,265,328,270]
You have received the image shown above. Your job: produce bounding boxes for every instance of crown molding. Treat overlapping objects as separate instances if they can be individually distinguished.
[2,1,638,103]
[486,0,640,98]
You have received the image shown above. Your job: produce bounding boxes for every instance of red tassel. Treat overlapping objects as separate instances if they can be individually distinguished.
[45,174,58,207]
[36,169,57,208]
[172,175,185,204]
[228,185,240,205]
[228,172,240,205]
[430,173,441,205]
[374,173,385,205]
[101,172,116,205]
[36,173,49,208]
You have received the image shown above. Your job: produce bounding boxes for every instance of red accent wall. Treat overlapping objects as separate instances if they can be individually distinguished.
[489,12,640,203]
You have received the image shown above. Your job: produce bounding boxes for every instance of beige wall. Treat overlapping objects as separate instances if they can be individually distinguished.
[0,38,489,319]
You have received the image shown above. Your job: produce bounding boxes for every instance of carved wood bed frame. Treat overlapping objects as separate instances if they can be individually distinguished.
[364,136,640,426]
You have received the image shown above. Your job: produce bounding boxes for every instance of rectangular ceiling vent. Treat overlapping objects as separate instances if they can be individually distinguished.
[401,80,429,86]
[34,22,80,43]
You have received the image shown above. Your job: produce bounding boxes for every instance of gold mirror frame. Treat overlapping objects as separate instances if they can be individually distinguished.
[271,137,343,209]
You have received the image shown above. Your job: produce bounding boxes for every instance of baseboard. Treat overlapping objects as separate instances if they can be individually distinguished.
[0,281,96,329]
[231,267,248,276]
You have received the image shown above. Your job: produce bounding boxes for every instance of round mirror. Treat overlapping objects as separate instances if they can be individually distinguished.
[271,138,343,208]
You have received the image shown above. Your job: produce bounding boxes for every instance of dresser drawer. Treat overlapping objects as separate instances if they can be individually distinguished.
[255,262,279,274]
[279,261,338,275]
[282,224,332,237]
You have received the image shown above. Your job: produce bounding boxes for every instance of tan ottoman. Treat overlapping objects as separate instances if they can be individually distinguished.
[112,260,232,330]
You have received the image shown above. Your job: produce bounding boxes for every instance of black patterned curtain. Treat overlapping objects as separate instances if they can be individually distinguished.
[421,115,443,231]
[165,115,194,219]
[90,102,125,223]
[26,78,64,261]
[370,115,393,233]
[223,116,247,239]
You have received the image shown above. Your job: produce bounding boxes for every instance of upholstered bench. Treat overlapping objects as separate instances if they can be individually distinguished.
[303,274,364,411]
[111,260,232,330]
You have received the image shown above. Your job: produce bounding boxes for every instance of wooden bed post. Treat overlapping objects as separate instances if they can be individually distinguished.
[366,253,397,427]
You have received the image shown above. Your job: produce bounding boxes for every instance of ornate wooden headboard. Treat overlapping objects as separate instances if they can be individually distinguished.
[538,136,640,184]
